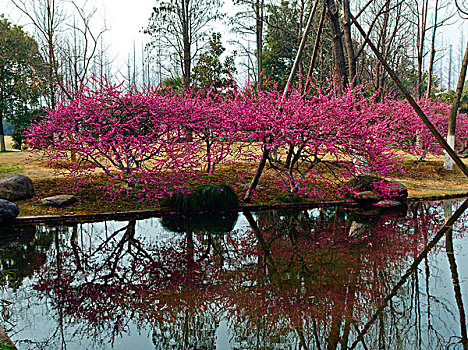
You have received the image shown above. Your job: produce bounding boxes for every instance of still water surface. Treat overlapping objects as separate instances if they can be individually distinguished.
[1,200,468,349]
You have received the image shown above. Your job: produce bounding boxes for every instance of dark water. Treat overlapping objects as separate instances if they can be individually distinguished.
[1,200,468,349]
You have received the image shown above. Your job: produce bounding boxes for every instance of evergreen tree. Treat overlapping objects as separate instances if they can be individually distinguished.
[0,15,47,150]
[192,32,237,90]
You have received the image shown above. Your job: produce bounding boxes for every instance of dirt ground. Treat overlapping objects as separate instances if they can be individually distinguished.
[1,136,66,180]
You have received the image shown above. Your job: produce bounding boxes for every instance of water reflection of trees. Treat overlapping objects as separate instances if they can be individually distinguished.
[0,225,56,291]
[16,201,468,349]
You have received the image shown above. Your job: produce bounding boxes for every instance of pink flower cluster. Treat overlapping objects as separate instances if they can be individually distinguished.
[25,79,465,198]
[376,97,468,160]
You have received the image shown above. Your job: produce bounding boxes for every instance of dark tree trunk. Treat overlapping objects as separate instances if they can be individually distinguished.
[425,0,440,99]
[416,0,429,98]
[283,0,319,97]
[0,109,5,152]
[341,0,356,85]
[182,0,191,91]
[256,0,264,87]
[325,0,348,86]
[305,1,326,91]
[244,147,269,202]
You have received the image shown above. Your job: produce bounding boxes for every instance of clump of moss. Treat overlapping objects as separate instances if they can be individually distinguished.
[160,184,239,214]
[343,175,384,199]
[276,192,303,203]
[346,175,382,192]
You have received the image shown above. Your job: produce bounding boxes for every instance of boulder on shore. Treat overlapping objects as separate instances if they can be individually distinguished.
[355,191,380,203]
[0,199,20,221]
[42,195,78,208]
[0,175,34,201]
[374,200,403,208]
[347,176,408,204]
[381,180,408,202]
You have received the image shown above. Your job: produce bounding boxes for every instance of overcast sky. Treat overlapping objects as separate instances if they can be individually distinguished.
[1,0,155,77]
[0,0,237,83]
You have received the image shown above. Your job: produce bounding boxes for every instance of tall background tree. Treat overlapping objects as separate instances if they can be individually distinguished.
[0,15,47,151]
[145,0,223,90]
[191,32,237,89]
[10,0,108,101]
[230,0,267,86]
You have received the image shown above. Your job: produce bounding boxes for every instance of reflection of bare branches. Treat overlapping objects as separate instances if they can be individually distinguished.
[20,202,466,348]
[455,0,468,18]
[350,198,468,349]
[446,219,468,349]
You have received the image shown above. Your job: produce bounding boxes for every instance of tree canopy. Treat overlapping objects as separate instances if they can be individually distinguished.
[192,32,237,89]
[0,14,47,150]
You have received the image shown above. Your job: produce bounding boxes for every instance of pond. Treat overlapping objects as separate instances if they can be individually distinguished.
[1,200,468,349]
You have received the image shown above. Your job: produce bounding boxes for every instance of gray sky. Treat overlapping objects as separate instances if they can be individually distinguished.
[0,0,237,83]
[1,0,155,77]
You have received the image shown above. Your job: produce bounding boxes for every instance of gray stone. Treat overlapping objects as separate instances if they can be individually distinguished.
[0,175,34,201]
[383,180,408,201]
[355,191,380,203]
[374,200,403,208]
[42,195,78,208]
[0,199,20,221]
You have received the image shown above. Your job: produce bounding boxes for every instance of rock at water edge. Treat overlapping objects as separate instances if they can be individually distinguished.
[0,199,20,221]
[382,181,408,201]
[355,191,380,203]
[374,200,403,208]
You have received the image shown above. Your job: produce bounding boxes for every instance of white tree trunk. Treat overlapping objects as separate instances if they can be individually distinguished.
[444,134,455,170]
[443,199,453,222]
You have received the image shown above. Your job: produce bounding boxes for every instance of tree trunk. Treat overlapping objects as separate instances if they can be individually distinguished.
[374,0,390,100]
[444,40,468,170]
[255,0,264,87]
[425,0,439,99]
[341,0,356,85]
[304,0,326,91]
[0,110,5,152]
[283,0,319,97]
[416,0,429,98]
[325,0,348,86]
[46,0,57,109]
[48,41,56,109]
[244,147,269,202]
[182,0,191,91]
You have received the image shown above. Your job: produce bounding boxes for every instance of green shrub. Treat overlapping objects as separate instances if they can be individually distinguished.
[160,184,239,214]
[346,175,382,192]
[276,192,303,203]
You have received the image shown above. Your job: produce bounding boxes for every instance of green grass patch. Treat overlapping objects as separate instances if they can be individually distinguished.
[276,192,303,203]
[0,163,22,175]
[0,343,16,350]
